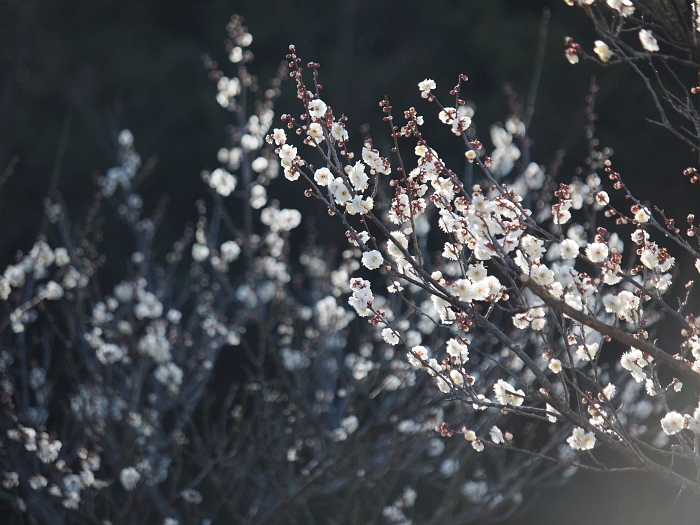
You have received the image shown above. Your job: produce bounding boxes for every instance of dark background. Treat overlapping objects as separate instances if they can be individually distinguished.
[1,0,699,522]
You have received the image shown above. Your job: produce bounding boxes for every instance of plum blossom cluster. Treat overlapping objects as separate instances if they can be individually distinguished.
[278,39,700,502]
[7,6,700,524]
[562,0,666,64]
[0,17,578,525]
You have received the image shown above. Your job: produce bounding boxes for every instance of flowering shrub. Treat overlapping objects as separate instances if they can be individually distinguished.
[0,14,577,525]
[271,0,700,502]
[4,3,700,524]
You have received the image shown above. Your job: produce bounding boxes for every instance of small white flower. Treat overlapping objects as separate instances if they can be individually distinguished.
[576,343,600,362]
[635,207,651,223]
[308,99,328,119]
[362,250,384,270]
[548,359,562,373]
[603,383,616,400]
[530,264,554,286]
[181,489,203,504]
[119,467,140,491]
[279,144,297,161]
[418,79,436,98]
[220,240,241,263]
[407,345,430,368]
[660,411,684,435]
[54,247,70,266]
[166,309,182,324]
[44,281,64,300]
[192,244,210,262]
[639,29,659,52]
[593,40,612,62]
[314,167,332,186]
[415,144,428,157]
[209,168,237,197]
[382,328,399,345]
[307,122,324,143]
[595,191,610,206]
[493,379,524,406]
[585,242,609,263]
[446,338,469,361]
[332,183,352,205]
[272,128,287,145]
[96,343,124,364]
[559,239,579,260]
[531,317,546,331]
[567,427,596,450]
[331,122,348,142]
[640,248,658,269]
[251,156,269,173]
[489,426,504,444]
[341,415,359,434]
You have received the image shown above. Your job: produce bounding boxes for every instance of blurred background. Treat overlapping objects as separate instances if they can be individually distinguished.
[1,0,699,523]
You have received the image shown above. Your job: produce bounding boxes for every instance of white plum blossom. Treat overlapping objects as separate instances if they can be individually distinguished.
[490,426,504,444]
[607,0,635,16]
[208,168,237,197]
[362,250,384,270]
[418,79,436,98]
[660,412,685,435]
[559,239,579,259]
[154,362,184,393]
[134,291,163,320]
[307,122,324,143]
[585,242,608,263]
[639,248,658,269]
[407,345,430,369]
[493,379,524,407]
[260,207,302,232]
[639,29,659,52]
[332,182,352,205]
[249,184,267,209]
[308,99,328,119]
[576,343,599,362]
[548,359,563,373]
[181,489,203,505]
[54,247,70,266]
[271,128,287,145]
[449,369,464,386]
[594,40,612,62]
[446,338,469,361]
[382,328,400,345]
[635,206,651,223]
[43,281,64,300]
[220,240,241,263]
[347,162,369,191]
[530,264,554,286]
[331,122,348,142]
[119,467,140,491]
[192,244,210,262]
[314,167,332,186]
[96,343,124,365]
[567,427,596,450]
[620,348,649,382]
[341,415,359,434]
